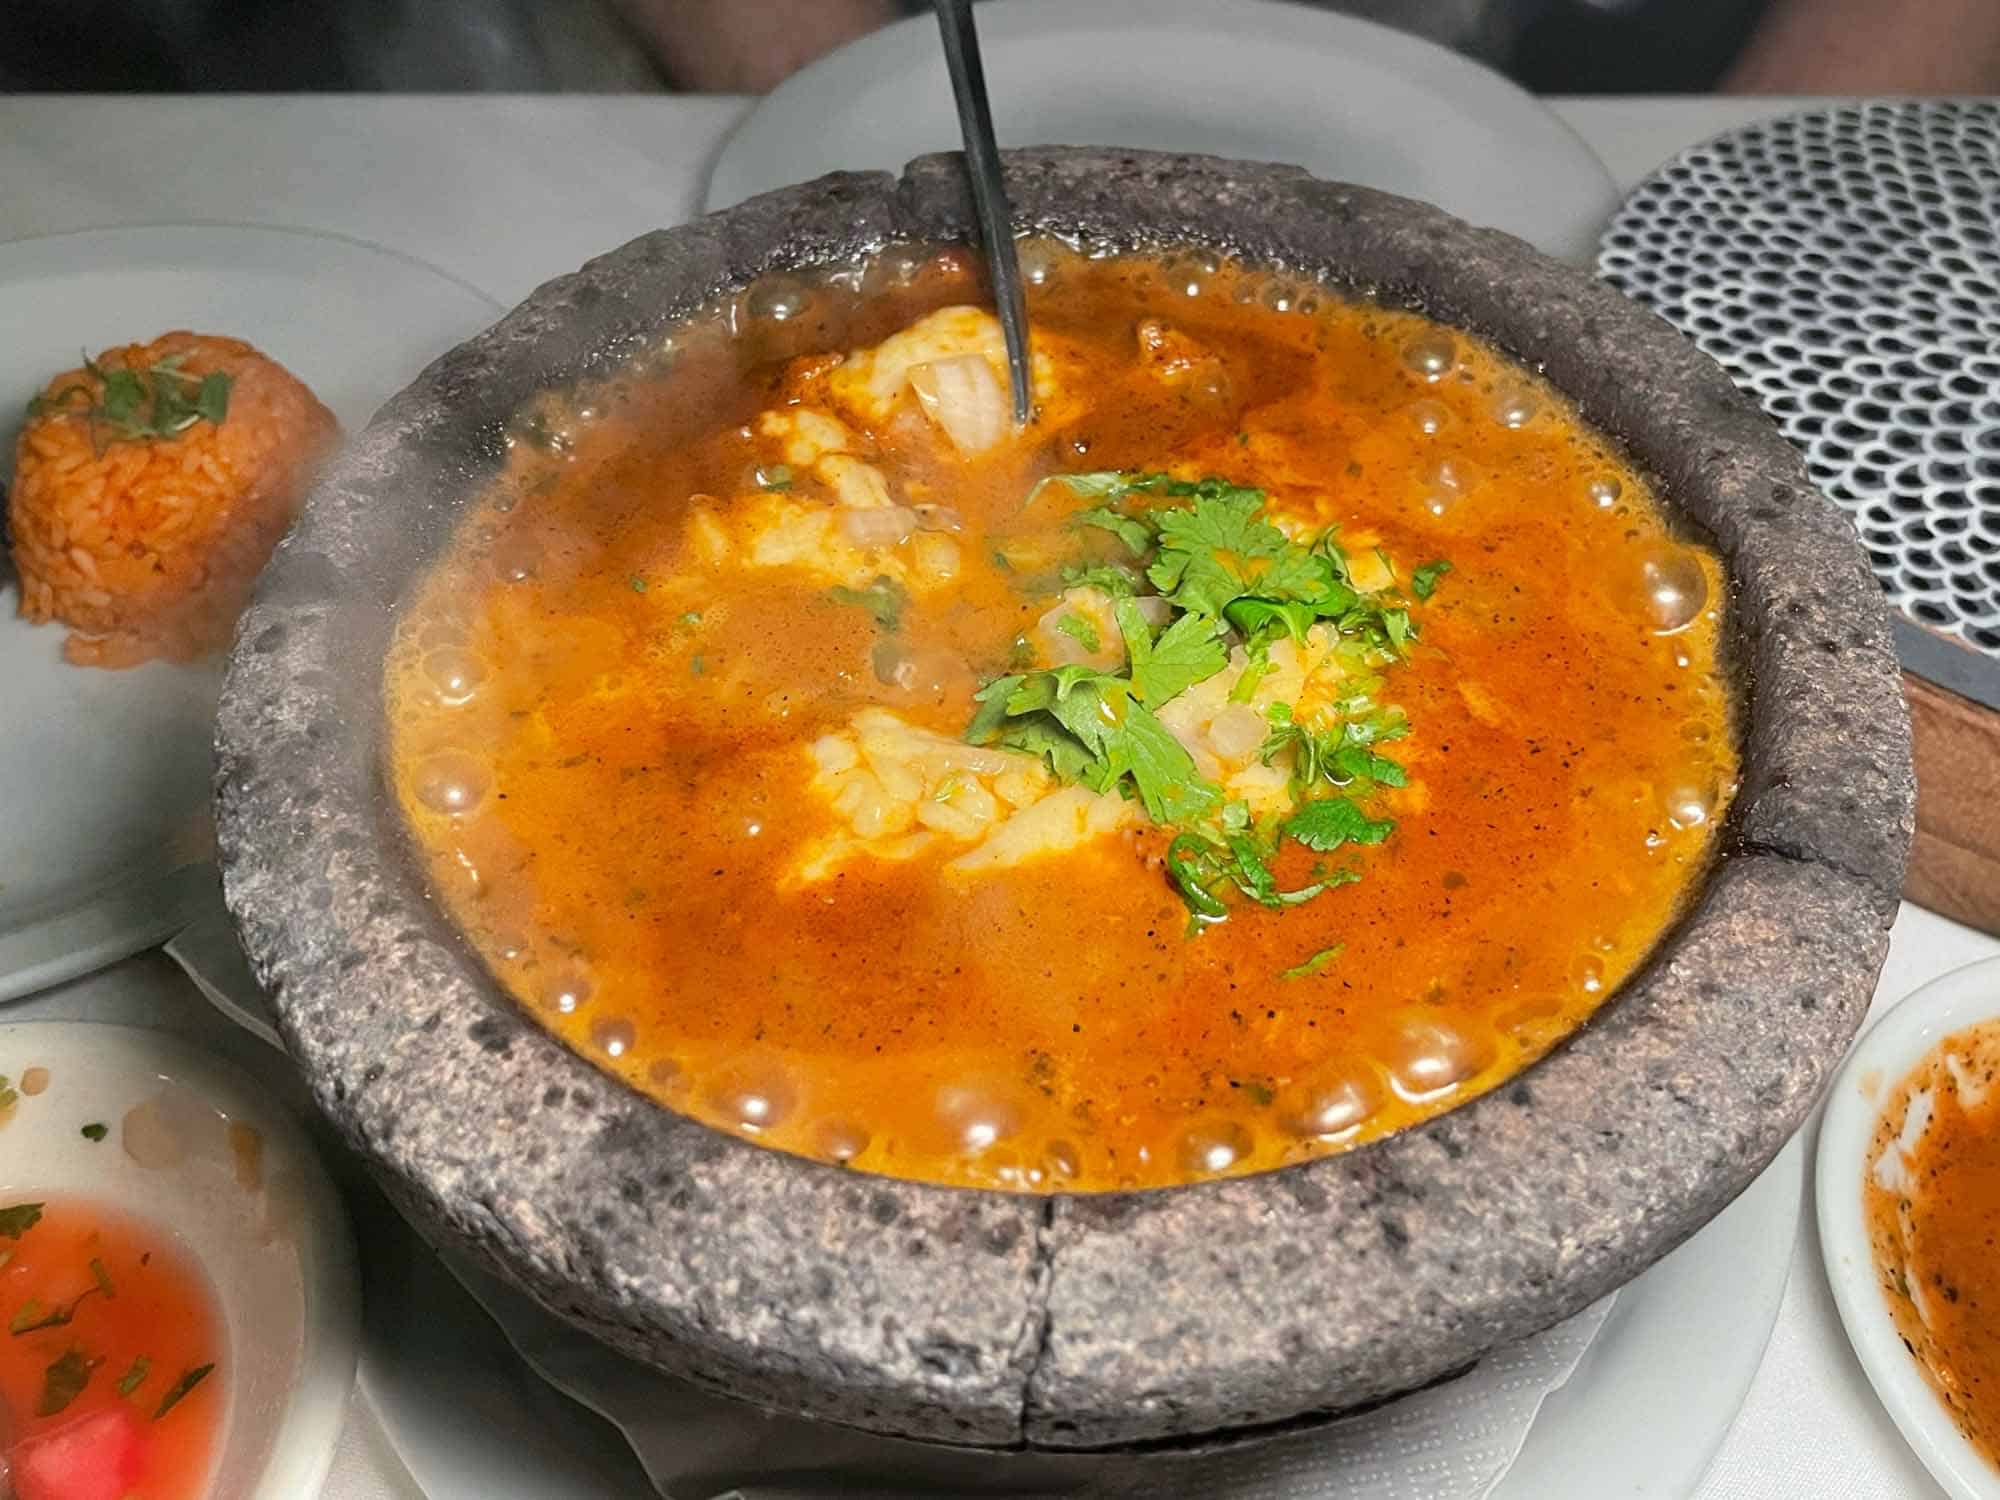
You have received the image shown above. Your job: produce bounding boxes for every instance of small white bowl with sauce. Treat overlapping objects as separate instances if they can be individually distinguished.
[1819,955,2000,1500]
[0,1021,360,1499]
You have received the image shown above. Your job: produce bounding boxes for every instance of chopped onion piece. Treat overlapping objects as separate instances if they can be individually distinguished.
[1206,703,1267,762]
[839,504,918,550]
[908,355,1009,453]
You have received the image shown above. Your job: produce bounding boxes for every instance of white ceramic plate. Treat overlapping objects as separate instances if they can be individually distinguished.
[0,1019,361,1499]
[704,0,1620,264]
[1819,955,2000,1500]
[0,223,501,1003]
[348,1138,1799,1499]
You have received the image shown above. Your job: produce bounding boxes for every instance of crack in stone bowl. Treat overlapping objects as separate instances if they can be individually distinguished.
[214,148,1914,1451]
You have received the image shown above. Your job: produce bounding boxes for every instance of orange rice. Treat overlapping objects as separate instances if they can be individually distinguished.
[6,331,338,667]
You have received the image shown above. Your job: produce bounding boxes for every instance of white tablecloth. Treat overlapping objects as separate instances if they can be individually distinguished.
[1,91,1992,1500]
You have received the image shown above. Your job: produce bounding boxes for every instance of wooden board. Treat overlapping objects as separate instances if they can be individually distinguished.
[1904,669,2000,936]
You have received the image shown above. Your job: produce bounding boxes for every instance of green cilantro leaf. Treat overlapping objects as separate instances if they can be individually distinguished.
[969,468,1428,929]
[38,1349,100,1417]
[0,1204,43,1240]
[155,1362,215,1420]
[1339,705,1412,747]
[1054,613,1101,653]
[1381,607,1413,652]
[1225,597,1316,646]
[9,1298,54,1335]
[1029,471,1132,504]
[50,355,233,448]
[1153,484,1285,559]
[1166,834,1232,922]
[117,1355,152,1397]
[827,575,908,632]
[1073,506,1154,556]
[1254,547,1339,603]
[1280,944,1346,980]
[1329,745,1408,787]
[1284,797,1395,852]
[996,719,1098,781]
[10,1279,107,1335]
[194,371,232,426]
[1100,697,1222,826]
[1120,604,1227,705]
[1005,664,1114,722]
[965,674,1026,744]
[1063,561,1144,596]
[1410,559,1453,600]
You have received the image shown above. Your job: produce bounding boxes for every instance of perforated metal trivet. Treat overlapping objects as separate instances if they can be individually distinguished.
[1598,100,2000,656]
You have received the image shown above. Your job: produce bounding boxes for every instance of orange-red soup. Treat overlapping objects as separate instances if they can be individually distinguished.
[388,246,1737,1192]
[0,1197,223,1500]
[1866,1018,2000,1473]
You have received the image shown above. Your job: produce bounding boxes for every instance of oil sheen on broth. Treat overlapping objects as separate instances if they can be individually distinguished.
[386,245,1736,1192]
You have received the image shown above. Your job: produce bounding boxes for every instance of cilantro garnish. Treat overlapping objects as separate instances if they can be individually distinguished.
[1053,612,1101,653]
[9,1299,57,1335]
[969,470,1436,927]
[1030,471,1130,503]
[973,667,1221,825]
[1118,602,1227,706]
[1280,944,1346,980]
[30,353,232,448]
[828,575,908,632]
[1410,559,1453,600]
[80,1123,108,1142]
[1063,561,1143,596]
[1284,797,1394,852]
[154,1362,215,1419]
[38,1348,100,1418]
[1073,506,1154,556]
[0,1203,43,1240]
[117,1355,152,1397]
[11,1277,109,1336]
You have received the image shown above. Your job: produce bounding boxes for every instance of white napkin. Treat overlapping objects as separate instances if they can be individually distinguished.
[319,1390,427,1500]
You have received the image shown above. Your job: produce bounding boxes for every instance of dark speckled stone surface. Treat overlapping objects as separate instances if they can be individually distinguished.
[215,149,1914,1450]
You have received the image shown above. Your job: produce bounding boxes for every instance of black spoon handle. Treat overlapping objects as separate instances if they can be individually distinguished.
[932,0,1033,424]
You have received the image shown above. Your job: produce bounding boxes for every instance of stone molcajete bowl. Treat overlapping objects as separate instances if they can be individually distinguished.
[215,148,1915,1452]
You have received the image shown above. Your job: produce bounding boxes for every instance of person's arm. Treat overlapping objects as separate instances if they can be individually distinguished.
[1724,0,2000,93]
[612,0,897,92]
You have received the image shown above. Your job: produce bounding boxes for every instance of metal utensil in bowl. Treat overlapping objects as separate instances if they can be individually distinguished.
[932,0,1033,423]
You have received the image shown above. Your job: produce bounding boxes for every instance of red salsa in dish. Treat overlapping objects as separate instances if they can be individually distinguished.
[0,1197,223,1500]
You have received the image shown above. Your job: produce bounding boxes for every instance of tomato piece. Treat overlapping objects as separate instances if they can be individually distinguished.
[10,1406,150,1500]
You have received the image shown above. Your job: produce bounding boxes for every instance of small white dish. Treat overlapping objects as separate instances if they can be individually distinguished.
[0,1020,361,1498]
[1819,954,2000,1500]
[0,223,501,1002]
[705,0,1621,264]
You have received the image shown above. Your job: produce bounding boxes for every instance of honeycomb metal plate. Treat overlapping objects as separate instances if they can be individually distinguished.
[1598,100,2000,657]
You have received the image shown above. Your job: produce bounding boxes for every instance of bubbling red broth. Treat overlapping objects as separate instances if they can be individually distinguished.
[386,243,1737,1192]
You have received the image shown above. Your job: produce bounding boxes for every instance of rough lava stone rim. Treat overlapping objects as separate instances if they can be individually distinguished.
[214,149,1913,1451]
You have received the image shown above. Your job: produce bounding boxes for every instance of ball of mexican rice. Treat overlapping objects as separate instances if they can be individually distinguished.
[7,331,338,667]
